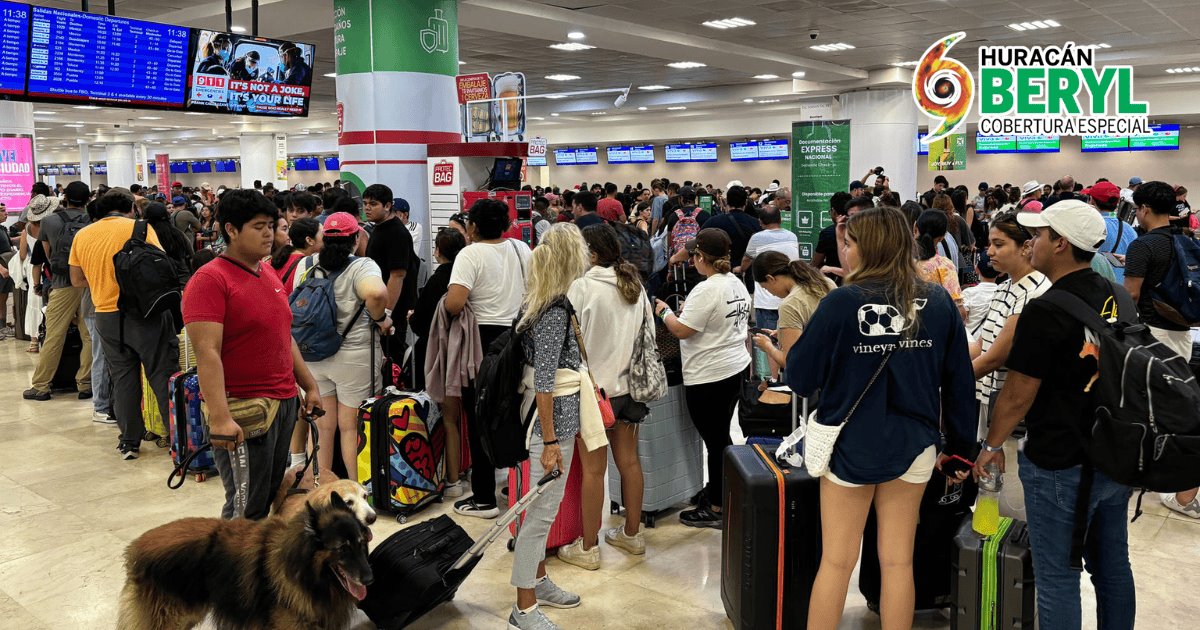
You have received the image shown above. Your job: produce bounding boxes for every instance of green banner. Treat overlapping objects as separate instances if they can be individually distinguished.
[334,0,458,76]
[791,120,851,261]
[928,133,967,171]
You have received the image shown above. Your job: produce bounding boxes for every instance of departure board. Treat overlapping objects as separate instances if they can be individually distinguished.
[27,6,189,107]
[0,1,29,95]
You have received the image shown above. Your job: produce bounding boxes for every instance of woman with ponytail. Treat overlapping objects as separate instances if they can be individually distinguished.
[915,209,966,319]
[654,228,751,529]
[556,224,653,570]
[750,252,834,370]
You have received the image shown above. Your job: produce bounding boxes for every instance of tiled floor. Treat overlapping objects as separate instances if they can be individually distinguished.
[0,335,1197,629]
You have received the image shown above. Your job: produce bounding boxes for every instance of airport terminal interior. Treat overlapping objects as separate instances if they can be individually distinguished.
[1,0,1199,629]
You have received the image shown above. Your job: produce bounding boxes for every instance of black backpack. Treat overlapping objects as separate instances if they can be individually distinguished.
[474,326,534,467]
[114,220,185,325]
[1041,287,1200,565]
[610,221,652,285]
[49,210,89,277]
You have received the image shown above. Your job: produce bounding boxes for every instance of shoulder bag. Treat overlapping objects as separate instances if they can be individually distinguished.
[567,303,617,429]
[629,297,668,403]
[804,349,892,477]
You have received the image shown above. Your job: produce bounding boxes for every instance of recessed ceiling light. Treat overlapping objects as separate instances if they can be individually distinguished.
[1085,43,1111,49]
[527,116,545,121]
[550,112,560,117]
[545,74,581,81]
[742,98,755,103]
[791,71,806,78]
[63,124,84,127]
[34,127,49,130]
[230,25,246,33]
[1007,19,1059,31]
[151,127,171,131]
[667,61,706,69]
[32,110,55,115]
[809,43,854,52]
[545,94,567,99]
[702,17,756,30]
[549,43,594,51]
[753,74,779,79]
[590,111,607,116]
[891,61,919,68]
[1166,66,1200,73]
[185,112,208,116]
[138,116,162,120]
[458,60,466,65]
[637,106,647,111]
[757,99,780,104]
[73,105,100,110]
[323,72,337,78]
[638,85,670,91]
[567,31,586,40]
[666,106,687,111]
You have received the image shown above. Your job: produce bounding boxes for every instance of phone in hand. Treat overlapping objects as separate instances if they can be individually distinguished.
[940,454,975,479]
[1100,251,1125,268]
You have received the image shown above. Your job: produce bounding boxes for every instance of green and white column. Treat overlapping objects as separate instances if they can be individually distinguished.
[333,0,460,261]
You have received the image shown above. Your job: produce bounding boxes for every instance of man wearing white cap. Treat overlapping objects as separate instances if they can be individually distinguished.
[975,199,1135,630]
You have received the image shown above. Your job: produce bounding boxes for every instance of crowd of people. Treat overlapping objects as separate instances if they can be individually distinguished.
[2,165,1195,630]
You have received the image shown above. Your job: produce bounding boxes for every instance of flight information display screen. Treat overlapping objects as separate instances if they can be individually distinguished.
[0,1,29,96]
[26,6,189,107]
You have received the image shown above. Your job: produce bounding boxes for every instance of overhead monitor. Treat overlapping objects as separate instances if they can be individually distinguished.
[628,145,654,163]
[916,132,929,156]
[93,163,107,175]
[1015,134,1060,153]
[293,156,319,171]
[975,134,1017,154]
[606,145,632,164]
[554,147,597,165]
[190,160,212,173]
[730,141,759,162]
[26,6,189,108]
[187,29,315,116]
[214,159,237,172]
[1081,134,1128,152]
[1129,124,1179,151]
[323,156,339,171]
[491,157,522,189]
[757,139,789,160]
[169,161,188,173]
[0,1,30,97]
[527,154,546,167]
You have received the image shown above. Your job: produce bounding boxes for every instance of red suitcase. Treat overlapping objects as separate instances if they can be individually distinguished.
[507,446,587,551]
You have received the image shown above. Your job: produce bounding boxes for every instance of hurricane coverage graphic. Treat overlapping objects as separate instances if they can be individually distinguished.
[914,32,974,144]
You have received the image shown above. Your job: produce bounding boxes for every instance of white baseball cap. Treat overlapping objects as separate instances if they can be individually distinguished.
[1021,180,1041,196]
[1017,199,1108,252]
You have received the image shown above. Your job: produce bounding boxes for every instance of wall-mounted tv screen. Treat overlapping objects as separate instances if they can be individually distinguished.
[190,160,212,173]
[731,139,789,162]
[26,6,189,108]
[293,157,319,171]
[527,154,546,167]
[323,156,339,171]
[186,29,315,116]
[169,161,189,173]
[148,162,155,173]
[1129,124,1179,151]
[0,1,30,96]
[214,159,237,172]
[554,147,597,165]
[1081,134,1128,152]
[975,134,1017,154]
[665,143,717,163]
[917,133,929,156]
[1016,134,1060,153]
[606,145,655,164]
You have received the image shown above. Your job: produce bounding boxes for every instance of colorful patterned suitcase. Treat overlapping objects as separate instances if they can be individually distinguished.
[356,389,445,523]
[140,366,169,447]
[168,368,215,481]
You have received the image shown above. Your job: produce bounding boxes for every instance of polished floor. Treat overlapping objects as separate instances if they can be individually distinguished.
[0,332,1197,629]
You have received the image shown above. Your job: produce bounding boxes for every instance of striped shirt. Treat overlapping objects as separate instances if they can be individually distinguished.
[971,271,1050,403]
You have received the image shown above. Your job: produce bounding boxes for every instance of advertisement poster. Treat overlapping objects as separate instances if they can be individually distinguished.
[927,133,966,171]
[187,29,316,116]
[791,120,851,261]
[527,136,547,167]
[457,73,492,140]
[0,135,34,214]
[491,72,526,141]
[155,153,170,191]
[274,133,288,186]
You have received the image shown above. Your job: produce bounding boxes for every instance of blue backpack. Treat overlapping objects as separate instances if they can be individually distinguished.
[290,256,366,362]
[1150,232,1200,326]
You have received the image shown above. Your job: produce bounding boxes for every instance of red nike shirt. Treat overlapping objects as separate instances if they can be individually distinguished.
[182,256,298,400]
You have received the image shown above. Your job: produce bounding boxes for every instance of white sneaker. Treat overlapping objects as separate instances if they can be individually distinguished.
[93,411,117,424]
[555,537,600,571]
[1161,493,1200,519]
[442,480,465,498]
[604,524,646,555]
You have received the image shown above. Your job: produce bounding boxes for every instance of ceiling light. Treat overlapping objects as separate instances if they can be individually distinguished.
[742,98,755,103]
[757,99,780,104]
[458,60,466,65]
[548,43,594,51]
[638,85,670,91]
[63,124,84,127]
[590,111,607,116]
[791,71,806,78]
[230,25,246,33]
[185,112,208,116]
[138,116,162,120]
[1007,19,1060,31]
[891,61,919,68]
[666,106,687,111]
[528,116,545,121]
[32,110,55,115]
[809,43,855,52]
[151,127,171,131]
[545,74,580,81]
[73,105,100,110]
[567,31,585,40]
[545,94,567,99]
[702,17,756,30]
[753,74,779,79]
[34,127,49,130]
[667,61,706,69]
[637,106,647,111]
[550,113,560,117]
[323,72,337,78]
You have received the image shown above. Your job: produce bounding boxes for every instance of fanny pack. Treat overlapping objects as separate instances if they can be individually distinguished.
[202,397,281,440]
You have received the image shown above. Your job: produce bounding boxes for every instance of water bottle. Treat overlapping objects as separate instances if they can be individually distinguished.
[972,461,1002,537]
[753,346,772,381]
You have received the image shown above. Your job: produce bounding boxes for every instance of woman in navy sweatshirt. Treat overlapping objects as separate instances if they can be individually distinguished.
[786,206,977,630]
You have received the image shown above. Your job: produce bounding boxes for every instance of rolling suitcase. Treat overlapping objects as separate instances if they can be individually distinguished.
[722,443,822,630]
[608,384,705,527]
[140,366,169,447]
[356,389,445,524]
[12,287,30,341]
[951,517,1036,629]
[168,367,216,481]
[362,470,563,630]
[508,446,585,550]
[48,323,82,392]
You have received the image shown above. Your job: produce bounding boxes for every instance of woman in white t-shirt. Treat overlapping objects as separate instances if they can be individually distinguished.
[655,228,751,529]
[444,198,532,518]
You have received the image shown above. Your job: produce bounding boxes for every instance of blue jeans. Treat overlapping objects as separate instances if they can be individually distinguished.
[754,308,779,330]
[1017,451,1135,630]
[83,313,112,415]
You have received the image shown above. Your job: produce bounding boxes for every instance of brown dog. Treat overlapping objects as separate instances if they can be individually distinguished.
[271,464,377,529]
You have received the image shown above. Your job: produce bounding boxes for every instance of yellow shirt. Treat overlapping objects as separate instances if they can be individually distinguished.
[68,216,163,313]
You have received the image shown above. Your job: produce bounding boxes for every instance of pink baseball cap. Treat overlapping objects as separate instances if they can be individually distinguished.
[323,212,362,237]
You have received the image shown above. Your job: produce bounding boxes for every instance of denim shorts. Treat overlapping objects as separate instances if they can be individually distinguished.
[609,394,649,425]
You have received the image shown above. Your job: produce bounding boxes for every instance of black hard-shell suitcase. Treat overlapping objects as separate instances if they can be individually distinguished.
[951,516,1036,629]
[721,444,821,630]
[50,324,82,392]
[361,470,562,629]
[858,474,978,612]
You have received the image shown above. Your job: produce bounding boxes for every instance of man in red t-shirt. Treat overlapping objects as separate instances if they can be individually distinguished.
[596,182,626,223]
[182,189,323,520]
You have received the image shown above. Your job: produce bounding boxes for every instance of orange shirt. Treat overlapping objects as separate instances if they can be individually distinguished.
[68,216,162,313]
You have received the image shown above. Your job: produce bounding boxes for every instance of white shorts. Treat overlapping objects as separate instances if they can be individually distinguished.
[307,345,379,408]
[825,444,937,488]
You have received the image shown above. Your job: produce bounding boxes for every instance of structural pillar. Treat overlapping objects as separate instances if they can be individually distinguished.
[333,0,461,261]
[0,102,36,217]
[77,142,92,189]
[839,89,919,204]
[239,133,276,190]
[104,143,136,189]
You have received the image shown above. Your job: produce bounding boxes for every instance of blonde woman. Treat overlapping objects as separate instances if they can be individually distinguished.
[508,222,590,630]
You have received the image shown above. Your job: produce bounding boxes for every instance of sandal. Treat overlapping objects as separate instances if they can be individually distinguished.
[27,344,39,353]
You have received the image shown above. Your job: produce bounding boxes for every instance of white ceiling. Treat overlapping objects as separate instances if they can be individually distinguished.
[20,0,1200,154]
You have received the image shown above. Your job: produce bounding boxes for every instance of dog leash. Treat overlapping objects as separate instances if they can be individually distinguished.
[287,408,325,495]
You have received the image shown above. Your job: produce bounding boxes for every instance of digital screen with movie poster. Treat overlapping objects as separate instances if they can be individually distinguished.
[186,29,315,116]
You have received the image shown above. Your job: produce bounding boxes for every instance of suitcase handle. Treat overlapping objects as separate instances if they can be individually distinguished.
[449,469,561,572]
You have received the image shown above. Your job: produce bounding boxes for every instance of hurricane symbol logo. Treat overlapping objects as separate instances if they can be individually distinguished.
[914,32,974,144]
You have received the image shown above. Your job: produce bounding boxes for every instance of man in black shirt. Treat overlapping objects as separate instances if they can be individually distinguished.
[571,191,605,230]
[812,192,852,282]
[363,183,412,357]
[920,174,948,207]
[1124,180,1200,517]
[703,186,760,266]
[976,200,1135,629]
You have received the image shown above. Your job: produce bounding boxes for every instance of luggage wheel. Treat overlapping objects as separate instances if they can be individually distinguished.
[396,514,408,524]
[156,438,169,449]
[609,501,621,515]
[642,512,657,528]
[866,600,879,615]
[507,538,516,552]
